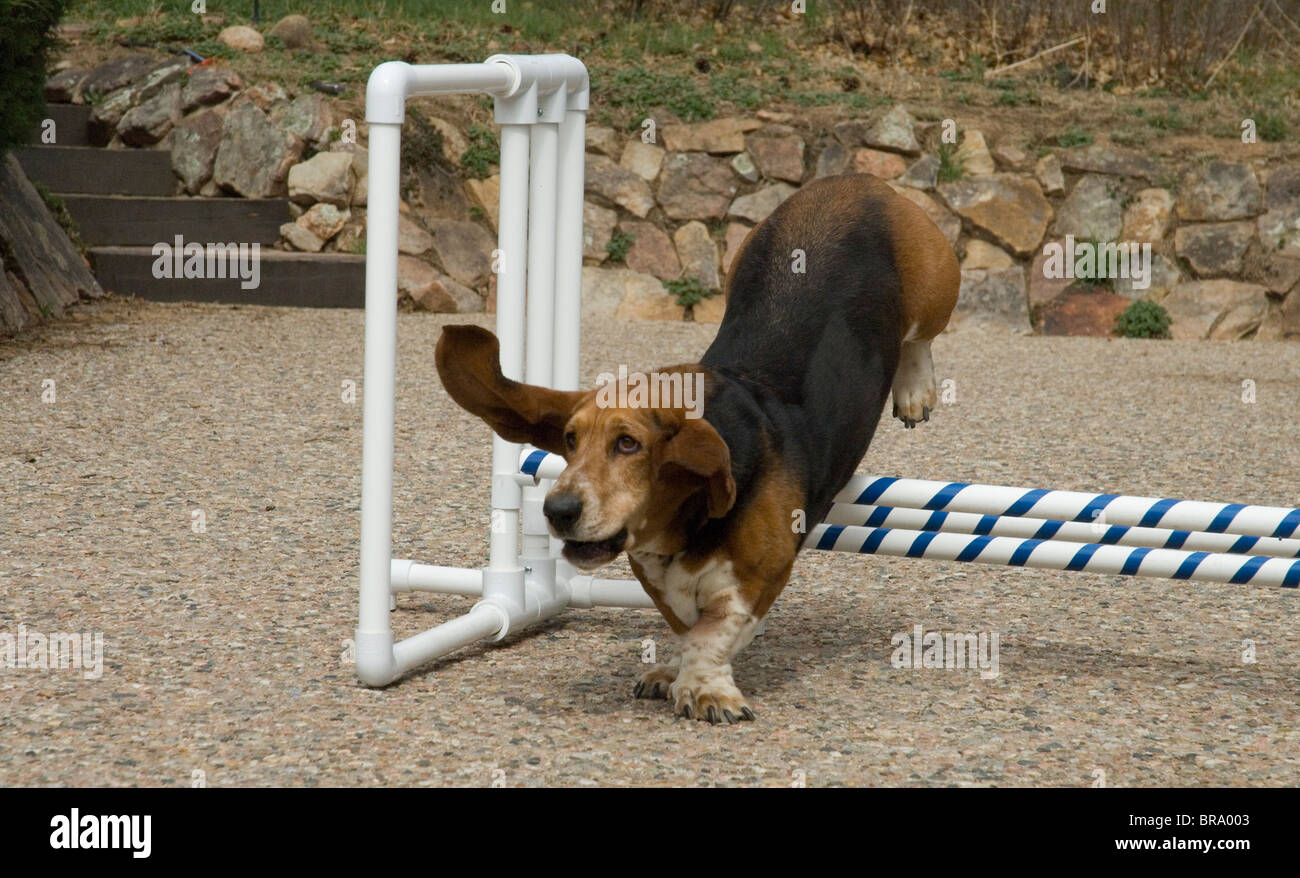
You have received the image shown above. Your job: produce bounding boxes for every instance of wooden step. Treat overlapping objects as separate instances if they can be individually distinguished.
[29,104,92,147]
[13,145,174,196]
[62,195,290,246]
[89,246,365,308]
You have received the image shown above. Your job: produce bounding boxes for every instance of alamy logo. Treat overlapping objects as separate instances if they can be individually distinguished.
[891,624,1000,678]
[49,809,150,858]
[595,364,703,419]
[1040,234,1152,290]
[0,624,103,680]
[151,235,261,290]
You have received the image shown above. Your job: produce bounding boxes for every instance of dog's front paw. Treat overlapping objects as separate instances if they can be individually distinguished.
[669,673,756,724]
[633,663,678,700]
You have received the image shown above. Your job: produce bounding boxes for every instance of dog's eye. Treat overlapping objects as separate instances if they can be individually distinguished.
[565,431,577,452]
[614,434,641,454]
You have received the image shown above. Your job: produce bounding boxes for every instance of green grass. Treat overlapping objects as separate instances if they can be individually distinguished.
[1056,126,1093,148]
[459,124,498,179]
[936,142,963,183]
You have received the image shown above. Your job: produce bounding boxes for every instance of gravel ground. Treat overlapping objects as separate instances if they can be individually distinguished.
[1,296,1297,787]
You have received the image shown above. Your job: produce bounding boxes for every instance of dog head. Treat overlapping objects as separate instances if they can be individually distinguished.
[436,325,736,569]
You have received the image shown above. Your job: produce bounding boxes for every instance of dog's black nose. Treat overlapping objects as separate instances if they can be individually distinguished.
[543,493,583,533]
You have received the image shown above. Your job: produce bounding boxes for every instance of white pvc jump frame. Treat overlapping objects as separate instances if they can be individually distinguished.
[356,55,1300,688]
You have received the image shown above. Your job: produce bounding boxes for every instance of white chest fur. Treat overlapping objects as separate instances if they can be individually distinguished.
[628,550,740,628]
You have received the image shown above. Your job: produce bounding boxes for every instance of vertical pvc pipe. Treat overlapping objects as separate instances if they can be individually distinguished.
[355,120,403,684]
[483,123,532,612]
[552,108,586,393]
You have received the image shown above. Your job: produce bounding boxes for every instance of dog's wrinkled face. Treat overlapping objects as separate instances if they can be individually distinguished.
[435,325,736,570]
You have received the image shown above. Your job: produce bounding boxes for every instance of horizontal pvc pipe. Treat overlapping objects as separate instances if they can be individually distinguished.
[390,560,484,595]
[568,575,656,609]
[808,523,1300,587]
[836,476,1300,541]
[824,504,1300,559]
[390,605,508,678]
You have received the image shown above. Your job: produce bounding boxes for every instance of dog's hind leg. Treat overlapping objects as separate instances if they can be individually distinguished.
[891,338,938,428]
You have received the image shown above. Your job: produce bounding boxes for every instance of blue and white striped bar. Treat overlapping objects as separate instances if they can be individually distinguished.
[807,523,1300,587]
[837,476,1300,541]
[824,504,1300,559]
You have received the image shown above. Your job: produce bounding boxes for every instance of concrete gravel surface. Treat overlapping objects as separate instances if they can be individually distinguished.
[1,297,1297,787]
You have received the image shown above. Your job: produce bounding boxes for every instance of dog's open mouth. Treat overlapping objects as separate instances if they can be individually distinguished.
[561,528,628,569]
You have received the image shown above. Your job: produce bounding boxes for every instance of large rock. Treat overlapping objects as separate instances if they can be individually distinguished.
[271,93,332,150]
[286,150,354,206]
[991,141,1029,170]
[862,105,920,155]
[581,266,682,320]
[730,151,759,182]
[1034,153,1065,195]
[426,218,495,288]
[1057,145,1160,182]
[212,101,302,197]
[890,185,960,246]
[1121,188,1175,244]
[1256,205,1300,259]
[938,175,1052,257]
[1053,174,1123,241]
[1174,221,1255,277]
[1257,290,1300,340]
[727,182,796,223]
[585,154,655,218]
[673,221,721,290]
[87,86,136,145]
[620,220,681,280]
[583,201,618,261]
[620,140,665,182]
[1176,161,1262,221]
[815,142,851,179]
[397,213,432,255]
[45,69,86,103]
[899,154,939,190]
[852,148,905,180]
[1112,252,1181,300]
[662,118,756,154]
[182,65,243,111]
[398,256,481,312]
[746,131,805,183]
[171,108,225,193]
[658,153,738,220]
[1028,240,1074,307]
[269,14,314,49]
[116,81,182,146]
[1163,280,1270,340]
[464,174,500,230]
[585,126,622,158]
[955,266,1030,330]
[1265,166,1300,210]
[0,155,103,334]
[1038,289,1131,337]
[280,222,324,252]
[219,25,264,53]
[722,222,752,274]
[78,54,153,99]
[953,129,995,176]
[961,239,1013,271]
[1243,247,1300,295]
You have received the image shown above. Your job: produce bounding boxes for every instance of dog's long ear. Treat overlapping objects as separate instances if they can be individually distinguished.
[436,324,583,454]
[653,418,736,518]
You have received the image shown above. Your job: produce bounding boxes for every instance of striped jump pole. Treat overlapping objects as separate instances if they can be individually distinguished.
[519,451,1300,588]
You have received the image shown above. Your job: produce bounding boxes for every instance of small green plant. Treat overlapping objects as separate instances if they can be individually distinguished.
[460,124,500,180]
[33,180,85,253]
[664,276,714,308]
[1255,111,1288,142]
[1056,126,1093,148]
[936,142,964,183]
[1114,300,1172,339]
[606,229,634,262]
[1149,109,1188,131]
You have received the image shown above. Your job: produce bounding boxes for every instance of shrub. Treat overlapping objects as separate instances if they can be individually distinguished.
[606,229,634,262]
[664,276,714,308]
[0,0,70,154]
[936,142,963,182]
[459,124,499,180]
[1115,300,1172,339]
